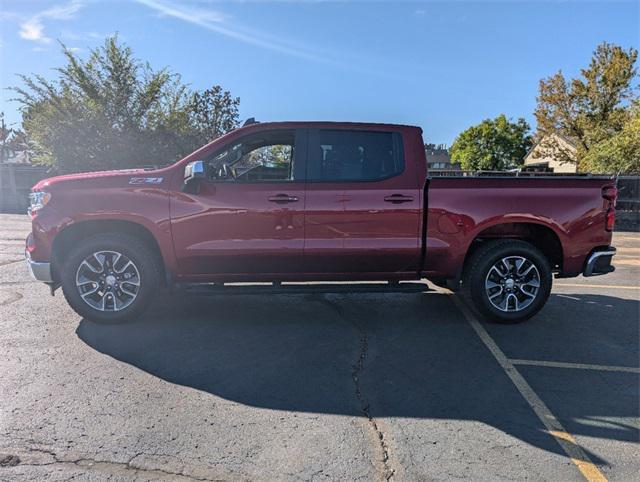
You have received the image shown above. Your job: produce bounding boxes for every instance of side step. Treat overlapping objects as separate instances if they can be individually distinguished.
[182,281,432,296]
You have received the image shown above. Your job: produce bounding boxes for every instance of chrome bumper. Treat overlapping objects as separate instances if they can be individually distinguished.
[583,247,616,277]
[25,251,53,283]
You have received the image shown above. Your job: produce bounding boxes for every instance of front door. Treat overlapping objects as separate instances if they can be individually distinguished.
[170,129,306,278]
[303,128,422,275]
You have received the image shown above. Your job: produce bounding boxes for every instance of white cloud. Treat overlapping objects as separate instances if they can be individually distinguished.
[134,0,330,63]
[20,19,49,43]
[19,0,84,44]
[41,0,84,21]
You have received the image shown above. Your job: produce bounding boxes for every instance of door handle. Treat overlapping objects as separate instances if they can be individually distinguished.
[384,194,414,204]
[268,194,299,204]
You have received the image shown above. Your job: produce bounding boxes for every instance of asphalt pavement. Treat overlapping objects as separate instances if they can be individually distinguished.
[0,214,638,481]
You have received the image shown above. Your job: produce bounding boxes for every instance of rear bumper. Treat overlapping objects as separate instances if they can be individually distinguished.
[25,250,53,283]
[583,247,616,277]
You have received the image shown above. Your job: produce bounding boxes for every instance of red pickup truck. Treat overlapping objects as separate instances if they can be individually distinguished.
[25,121,617,324]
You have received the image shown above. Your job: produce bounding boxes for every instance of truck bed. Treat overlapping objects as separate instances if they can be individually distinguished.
[424,175,616,279]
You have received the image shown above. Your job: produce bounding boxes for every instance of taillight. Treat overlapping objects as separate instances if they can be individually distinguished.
[602,185,617,232]
[606,207,615,232]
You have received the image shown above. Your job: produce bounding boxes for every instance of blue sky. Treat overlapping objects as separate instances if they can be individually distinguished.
[1,0,638,145]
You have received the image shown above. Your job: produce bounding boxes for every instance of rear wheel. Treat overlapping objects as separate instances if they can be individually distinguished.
[61,233,160,323]
[462,239,552,323]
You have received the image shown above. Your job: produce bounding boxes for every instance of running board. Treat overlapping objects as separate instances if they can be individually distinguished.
[182,281,432,296]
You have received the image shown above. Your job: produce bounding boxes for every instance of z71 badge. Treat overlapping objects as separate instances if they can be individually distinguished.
[129,177,164,185]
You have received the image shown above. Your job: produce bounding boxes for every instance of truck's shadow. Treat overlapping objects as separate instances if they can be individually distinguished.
[77,290,639,465]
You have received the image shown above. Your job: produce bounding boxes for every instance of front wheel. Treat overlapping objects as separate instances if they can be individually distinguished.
[60,233,160,323]
[462,239,552,323]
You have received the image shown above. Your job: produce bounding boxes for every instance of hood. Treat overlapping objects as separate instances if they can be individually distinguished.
[32,168,148,190]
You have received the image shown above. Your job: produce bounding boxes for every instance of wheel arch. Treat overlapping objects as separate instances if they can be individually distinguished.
[463,222,564,275]
[51,219,167,285]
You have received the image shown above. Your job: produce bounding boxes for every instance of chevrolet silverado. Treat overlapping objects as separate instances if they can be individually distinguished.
[25,121,618,323]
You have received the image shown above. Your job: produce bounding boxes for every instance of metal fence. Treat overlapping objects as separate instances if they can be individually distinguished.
[616,176,640,232]
[0,164,50,213]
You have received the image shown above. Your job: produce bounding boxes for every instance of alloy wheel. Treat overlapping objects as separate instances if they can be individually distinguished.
[75,250,141,312]
[484,256,540,312]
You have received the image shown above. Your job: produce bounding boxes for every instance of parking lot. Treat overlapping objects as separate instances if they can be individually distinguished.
[0,213,638,481]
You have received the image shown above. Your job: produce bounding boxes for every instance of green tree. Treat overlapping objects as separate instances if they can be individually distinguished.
[13,36,239,172]
[450,114,533,171]
[190,86,240,147]
[534,42,638,168]
[0,112,28,162]
[0,112,12,162]
[581,101,640,174]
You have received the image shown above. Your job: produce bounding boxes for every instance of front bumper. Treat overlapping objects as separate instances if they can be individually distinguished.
[25,250,53,283]
[583,247,616,277]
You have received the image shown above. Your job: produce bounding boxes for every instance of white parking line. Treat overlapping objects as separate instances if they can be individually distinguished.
[554,283,640,290]
[557,294,581,301]
[510,359,640,374]
[450,295,608,482]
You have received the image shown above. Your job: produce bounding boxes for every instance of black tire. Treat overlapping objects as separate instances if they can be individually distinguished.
[60,233,160,324]
[462,239,552,324]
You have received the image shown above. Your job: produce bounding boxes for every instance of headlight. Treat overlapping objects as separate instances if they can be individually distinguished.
[29,191,51,214]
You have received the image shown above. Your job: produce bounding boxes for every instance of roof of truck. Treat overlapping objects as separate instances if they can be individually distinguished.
[234,120,423,132]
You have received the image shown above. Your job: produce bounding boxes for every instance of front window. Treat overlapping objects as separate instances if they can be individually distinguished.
[209,130,296,182]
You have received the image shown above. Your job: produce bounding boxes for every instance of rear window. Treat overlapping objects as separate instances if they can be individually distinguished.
[307,130,404,182]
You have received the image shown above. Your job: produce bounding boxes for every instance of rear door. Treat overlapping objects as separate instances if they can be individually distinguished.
[303,128,422,275]
[170,128,307,277]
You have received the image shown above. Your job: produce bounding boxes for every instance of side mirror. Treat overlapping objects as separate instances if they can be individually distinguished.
[184,160,206,185]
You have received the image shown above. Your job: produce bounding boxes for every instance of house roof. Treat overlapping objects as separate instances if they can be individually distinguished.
[524,132,578,163]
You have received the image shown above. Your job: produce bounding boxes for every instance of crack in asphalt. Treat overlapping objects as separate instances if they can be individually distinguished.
[317,295,395,482]
[0,259,23,267]
[3,447,222,481]
[0,290,23,306]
